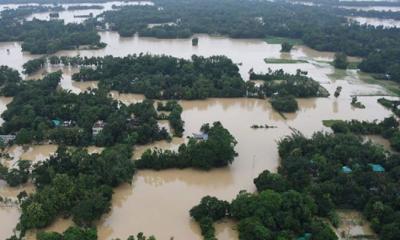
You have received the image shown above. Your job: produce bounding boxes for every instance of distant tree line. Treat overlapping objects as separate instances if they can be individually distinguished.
[0,7,105,54]
[98,0,400,81]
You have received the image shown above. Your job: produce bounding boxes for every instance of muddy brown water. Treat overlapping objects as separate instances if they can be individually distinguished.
[0,31,397,239]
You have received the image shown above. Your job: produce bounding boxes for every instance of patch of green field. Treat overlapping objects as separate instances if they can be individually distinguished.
[347,61,361,70]
[264,58,308,64]
[264,36,303,45]
[328,69,348,80]
[322,120,343,127]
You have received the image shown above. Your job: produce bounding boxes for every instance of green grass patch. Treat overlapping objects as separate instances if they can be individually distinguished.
[328,69,348,80]
[322,120,344,127]
[265,36,303,45]
[347,61,361,70]
[264,58,308,64]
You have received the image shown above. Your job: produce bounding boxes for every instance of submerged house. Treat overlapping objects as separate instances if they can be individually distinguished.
[92,120,106,136]
[192,133,208,141]
[369,164,385,173]
[0,135,16,145]
[341,166,352,174]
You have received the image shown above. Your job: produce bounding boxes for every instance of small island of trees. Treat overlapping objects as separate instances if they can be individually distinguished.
[136,122,237,170]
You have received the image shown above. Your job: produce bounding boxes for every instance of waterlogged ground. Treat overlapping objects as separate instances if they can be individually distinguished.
[0,31,397,239]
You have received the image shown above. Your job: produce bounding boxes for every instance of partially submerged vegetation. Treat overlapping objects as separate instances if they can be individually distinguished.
[270,95,299,113]
[351,96,366,109]
[264,58,308,64]
[0,71,172,147]
[97,0,400,81]
[248,69,329,98]
[327,116,400,151]
[377,98,400,117]
[248,68,328,113]
[136,122,237,170]
[57,55,246,100]
[191,128,400,240]
[0,17,104,54]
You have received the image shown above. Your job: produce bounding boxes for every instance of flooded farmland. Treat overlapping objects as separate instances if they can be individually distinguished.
[0,4,398,239]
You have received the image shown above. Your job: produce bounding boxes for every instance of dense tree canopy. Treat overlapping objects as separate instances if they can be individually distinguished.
[0,7,104,54]
[277,131,400,240]
[16,144,135,235]
[0,71,171,146]
[248,69,329,98]
[136,122,237,170]
[0,66,22,96]
[68,54,245,99]
[191,189,337,240]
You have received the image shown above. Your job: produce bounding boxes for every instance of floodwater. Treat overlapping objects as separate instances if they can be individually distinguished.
[334,210,377,239]
[0,30,398,239]
[20,1,154,24]
[348,16,400,27]
[341,6,400,12]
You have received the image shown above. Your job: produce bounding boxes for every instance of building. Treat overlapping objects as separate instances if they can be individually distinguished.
[192,133,208,141]
[369,164,385,173]
[92,120,106,136]
[341,166,352,174]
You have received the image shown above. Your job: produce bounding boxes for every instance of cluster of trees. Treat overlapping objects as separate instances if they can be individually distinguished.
[247,68,328,112]
[157,101,185,137]
[333,53,349,69]
[2,144,135,238]
[0,66,22,96]
[69,54,246,99]
[329,116,400,151]
[136,122,237,170]
[276,131,400,240]
[23,58,46,75]
[248,69,329,97]
[32,227,156,240]
[0,71,170,146]
[191,121,400,240]
[98,0,400,80]
[270,95,299,113]
[0,160,31,187]
[190,190,337,240]
[377,98,400,117]
[0,8,104,54]
[280,42,293,52]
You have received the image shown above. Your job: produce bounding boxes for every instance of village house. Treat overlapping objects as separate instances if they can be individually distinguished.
[92,120,106,136]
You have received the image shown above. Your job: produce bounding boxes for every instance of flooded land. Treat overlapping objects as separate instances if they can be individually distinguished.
[0,2,398,240]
